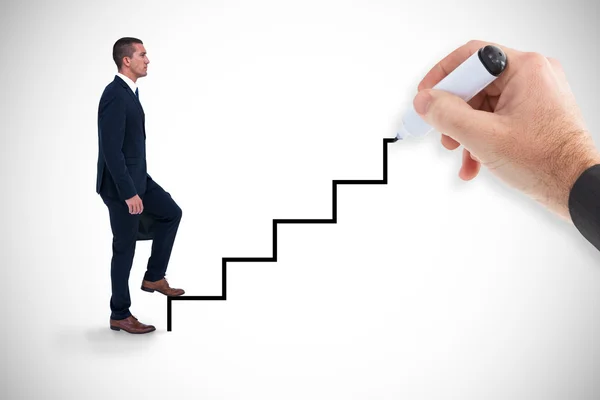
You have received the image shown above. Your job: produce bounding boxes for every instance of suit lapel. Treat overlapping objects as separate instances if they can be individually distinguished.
[114,76,146,138]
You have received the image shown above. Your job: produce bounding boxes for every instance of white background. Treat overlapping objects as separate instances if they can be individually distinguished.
[1,0,599,399]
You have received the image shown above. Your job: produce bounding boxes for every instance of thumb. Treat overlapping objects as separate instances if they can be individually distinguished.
[414,88,499,147]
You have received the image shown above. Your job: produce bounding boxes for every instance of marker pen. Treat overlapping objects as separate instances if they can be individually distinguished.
[395,45,508,141]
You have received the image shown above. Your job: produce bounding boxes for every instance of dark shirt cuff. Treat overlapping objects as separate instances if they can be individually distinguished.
[568,164,600,251]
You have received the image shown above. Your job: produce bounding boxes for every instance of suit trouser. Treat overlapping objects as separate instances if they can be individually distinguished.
[100,177,182,320]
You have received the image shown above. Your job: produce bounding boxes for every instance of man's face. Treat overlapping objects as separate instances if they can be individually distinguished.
[125,43,149,78]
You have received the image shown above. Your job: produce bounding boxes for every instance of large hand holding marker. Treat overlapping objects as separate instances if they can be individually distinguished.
[167,45,508,331]
[394,45,508,141]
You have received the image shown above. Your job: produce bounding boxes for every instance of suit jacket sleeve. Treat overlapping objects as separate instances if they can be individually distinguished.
[98,93,137,200]
[569,164,600,251]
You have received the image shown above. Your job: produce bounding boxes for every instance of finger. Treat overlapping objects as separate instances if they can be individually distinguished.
[417,40,521,97]
[466,91,487,111]
[485,95,499,112]
[467,91,498,113]
[441,134,460,150]
[459,148,481,181]
[128,203,134,214]
[470,151,481,163]
[416,89,500,151]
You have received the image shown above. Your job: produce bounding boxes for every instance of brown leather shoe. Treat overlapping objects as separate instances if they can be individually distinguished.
[110,315,156,334]
[141,277,185,296]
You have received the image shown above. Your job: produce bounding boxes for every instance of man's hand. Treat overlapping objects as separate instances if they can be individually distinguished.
[125,194,144,214]
[413,40,600,220]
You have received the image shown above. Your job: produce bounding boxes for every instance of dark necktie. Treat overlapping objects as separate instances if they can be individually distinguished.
[135,87,139,100]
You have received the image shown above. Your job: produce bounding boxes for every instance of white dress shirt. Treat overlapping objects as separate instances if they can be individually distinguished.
[116,72,138,96]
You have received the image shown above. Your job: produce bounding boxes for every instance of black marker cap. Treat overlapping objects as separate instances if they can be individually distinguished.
[478,45,507,76]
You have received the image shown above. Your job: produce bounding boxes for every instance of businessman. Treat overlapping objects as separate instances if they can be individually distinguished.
[97,37,185,334]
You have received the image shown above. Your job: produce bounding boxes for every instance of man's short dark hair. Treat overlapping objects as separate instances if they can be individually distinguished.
[113,37,143,70]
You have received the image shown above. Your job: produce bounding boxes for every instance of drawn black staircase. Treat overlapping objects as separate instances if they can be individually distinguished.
[167,137,397,331]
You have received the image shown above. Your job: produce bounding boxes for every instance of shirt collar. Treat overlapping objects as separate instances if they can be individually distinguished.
[116,72,137,94]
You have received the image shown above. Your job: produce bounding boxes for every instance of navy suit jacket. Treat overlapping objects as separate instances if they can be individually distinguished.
[96,75,155,240]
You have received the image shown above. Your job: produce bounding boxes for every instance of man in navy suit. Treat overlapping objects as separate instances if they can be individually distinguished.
[97,37,185,334]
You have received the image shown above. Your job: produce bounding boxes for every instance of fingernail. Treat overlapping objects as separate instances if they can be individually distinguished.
[414,90,432,115]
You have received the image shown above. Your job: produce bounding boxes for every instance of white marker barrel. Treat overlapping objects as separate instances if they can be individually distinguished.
[396,45,507,140]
